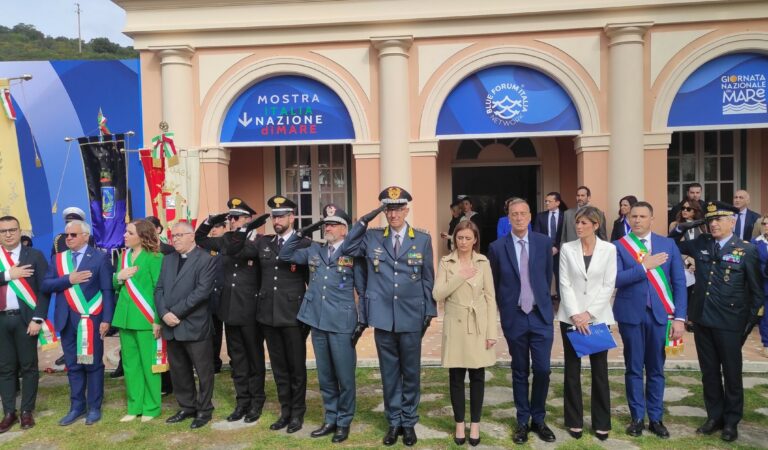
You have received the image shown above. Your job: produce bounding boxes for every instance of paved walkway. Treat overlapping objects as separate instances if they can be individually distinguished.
[38,314,768,372]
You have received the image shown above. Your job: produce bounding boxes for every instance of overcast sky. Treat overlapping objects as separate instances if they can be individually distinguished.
[1,0,132,46]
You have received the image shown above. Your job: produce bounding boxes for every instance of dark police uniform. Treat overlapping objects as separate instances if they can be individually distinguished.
[195,197,266,422]
[278,204,366,443]
[670,201,763,437]
[51,207,95,256]
[343,186,437,446]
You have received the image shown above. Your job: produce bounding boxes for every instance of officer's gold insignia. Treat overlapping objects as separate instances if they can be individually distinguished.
[231,198,242,206]
[707,203,716,213]
[274,197,286,207]
[325,205,337,217]
[388,187,401,200]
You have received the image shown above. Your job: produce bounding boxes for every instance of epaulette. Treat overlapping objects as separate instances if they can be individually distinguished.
[413,227,430,235]
[369,227,384,231]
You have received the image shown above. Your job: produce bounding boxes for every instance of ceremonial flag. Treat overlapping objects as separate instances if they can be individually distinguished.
[78,134,127,250]
[1,87,16,120]
[0,79,32,233]
[97,108,110,135]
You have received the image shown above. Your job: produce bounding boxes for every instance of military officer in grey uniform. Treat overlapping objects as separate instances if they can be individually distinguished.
[343,186,437,447]
[670,201,763,443]
[195,198,270,423]
[278,204,366,443]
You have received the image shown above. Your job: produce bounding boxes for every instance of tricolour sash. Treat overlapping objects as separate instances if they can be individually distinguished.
[0,248,58,350]
[56,251,103,364]
[618,233,683,354]
[120,249,168,373]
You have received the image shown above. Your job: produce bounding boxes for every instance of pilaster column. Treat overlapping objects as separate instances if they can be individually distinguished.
[574,134,611,212]
[644,132,672,233]
[154,45,195,148]
[372,36,413,190]
[198,147,231,219]
[605,23,652,209]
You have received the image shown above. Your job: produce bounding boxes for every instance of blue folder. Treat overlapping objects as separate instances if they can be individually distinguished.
[566,323,617,357]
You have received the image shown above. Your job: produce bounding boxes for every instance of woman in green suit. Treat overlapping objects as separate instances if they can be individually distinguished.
[113,220,164,422]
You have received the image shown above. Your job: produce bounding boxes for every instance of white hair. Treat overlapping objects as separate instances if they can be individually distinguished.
[172,221,194,233]
[65,220,91,234]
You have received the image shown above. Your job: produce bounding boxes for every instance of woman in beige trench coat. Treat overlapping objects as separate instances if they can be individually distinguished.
[433,220,497,447]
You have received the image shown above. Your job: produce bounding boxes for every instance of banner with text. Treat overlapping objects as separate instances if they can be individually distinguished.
[220,75,355,144]
[436,65,581,138]
[668,53,768,129]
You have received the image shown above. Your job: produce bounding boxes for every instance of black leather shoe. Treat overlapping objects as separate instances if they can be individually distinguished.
[721,425,738,442]
[648,420,670,439]
[567,428,582,439]
[244,406,261,423]
[468,436,480,446]
[110,364,124,379]
[311,423,337,438]
[696,418,724,435]
[595,431,609,441]
[513,424,529,444]
[332,426,350,443]
[226,406,247,422]
[531,422,555,442]
[165,410,195,424]
[269,417,289,430]
[54,355,65,366]
[454,436,466,445]
[286,417,303,433]
[402,426,417,446]
[190,415,211,429]
[626,419,644,437]
[383,426,401,446]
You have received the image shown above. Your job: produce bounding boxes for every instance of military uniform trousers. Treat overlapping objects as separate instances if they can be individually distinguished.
[262,324,306,420]
[0,313,39,414]
[119,329,161,417]
[374,328,422,427]
[312,327,356,427]
[225,323,266,411]
[693,323,744,427]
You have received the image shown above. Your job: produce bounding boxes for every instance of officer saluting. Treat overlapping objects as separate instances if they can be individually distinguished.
[670,201,763,443]
[278,204,366,444]
[195,197,269,424]
[343,186,437,447]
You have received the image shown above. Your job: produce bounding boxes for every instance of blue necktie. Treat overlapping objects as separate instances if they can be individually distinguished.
[549,212,556,240]
[735,213,743,239]
[394,234,401,258]
[72,251,81,269]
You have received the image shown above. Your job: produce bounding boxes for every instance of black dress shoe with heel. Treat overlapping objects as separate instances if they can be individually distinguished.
[332,426,350,443]
[269,417,290,430]
[648,421,670,439]
[567,428,583,439]
[453,435,466,445]
[383,426,401,446]
[696,418,724,435]
[402,426,417,446]
[626,419,644,437]
[310,423,337,438]
[468,435,481,446]
[531,422,556,442]
[595,431,609,441]
[166,410,195,424]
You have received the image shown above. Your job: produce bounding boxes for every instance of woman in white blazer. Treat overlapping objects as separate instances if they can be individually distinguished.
[557,206,616,441]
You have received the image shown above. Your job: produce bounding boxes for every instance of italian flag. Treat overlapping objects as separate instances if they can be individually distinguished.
[1,88,16,120]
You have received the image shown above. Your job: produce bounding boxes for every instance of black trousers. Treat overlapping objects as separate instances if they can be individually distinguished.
[262,325,306,420]
[225,324,266,410]
[560,323,611,430]
[167,339,215,418]
[448,368,485,423]
[0,313,38,413]
[212,316,223,371]
[694,323,744,427]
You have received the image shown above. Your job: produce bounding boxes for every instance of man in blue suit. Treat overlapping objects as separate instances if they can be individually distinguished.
[279,204,366,444]
[41,220,114,426]
[613,201,687,439]
[343,186,436,447]
[488,198,555,444]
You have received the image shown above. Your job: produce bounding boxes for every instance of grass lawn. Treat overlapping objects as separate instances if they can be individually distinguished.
[0,366,766,449]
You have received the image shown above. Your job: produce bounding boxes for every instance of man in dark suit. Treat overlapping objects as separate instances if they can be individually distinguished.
[41,220,114,426]
[195,198,270,424]
[0,216,50,433]
[533,192,564,300]
[670,201,763,442]
[488,198,556,444]
[156,221,216,429]
[343,186,435,447]
[561,186,607,243]
[732,190,760,241]
[613,201,687,439]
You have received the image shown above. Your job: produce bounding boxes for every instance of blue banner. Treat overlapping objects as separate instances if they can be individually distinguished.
[436,65,581,137]
[220,75,355,143]
[669,53,768,128]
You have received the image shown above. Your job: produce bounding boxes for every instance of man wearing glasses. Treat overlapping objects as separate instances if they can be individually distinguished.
[343,186,436,447]
[42,220,115,426]
[0,216,50,433]
[195,198,269,424]
[155,222,216,429]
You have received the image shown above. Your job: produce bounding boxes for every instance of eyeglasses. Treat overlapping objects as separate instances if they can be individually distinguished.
[762,222,768,226]
[0,228,19,235]
[681,207,694,212]
[171,232,192,239]
[65,232,83,238]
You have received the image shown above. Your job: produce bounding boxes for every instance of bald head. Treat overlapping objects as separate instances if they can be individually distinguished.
[733,190,750,211]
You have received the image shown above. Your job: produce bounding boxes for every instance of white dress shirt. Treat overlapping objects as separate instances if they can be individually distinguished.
[2,244,22,310]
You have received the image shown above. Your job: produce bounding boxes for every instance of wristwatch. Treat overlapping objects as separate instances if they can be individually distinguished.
[32,319,43,324]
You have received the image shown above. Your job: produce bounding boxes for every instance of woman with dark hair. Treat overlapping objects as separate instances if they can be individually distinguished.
[558,206,616,441]
[668,199,706,240]
[610,195,638,241]
[112,220,165,422]
[433,220,497,446]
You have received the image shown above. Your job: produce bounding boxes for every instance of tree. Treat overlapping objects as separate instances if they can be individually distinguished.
[0,24,137,61]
